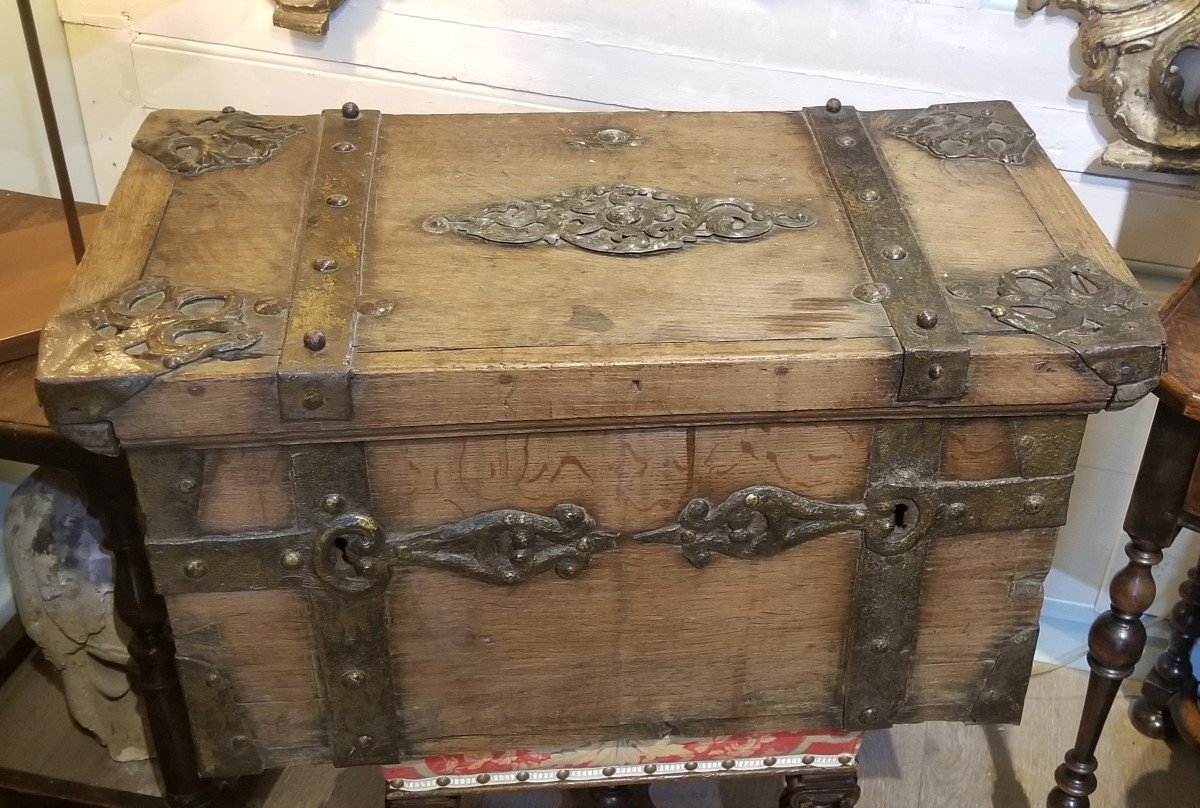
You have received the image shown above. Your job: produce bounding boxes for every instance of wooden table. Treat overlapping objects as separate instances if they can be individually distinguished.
[1049,266,1200,807]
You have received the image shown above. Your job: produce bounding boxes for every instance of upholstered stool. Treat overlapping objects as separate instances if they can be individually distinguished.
[383,729,862,807]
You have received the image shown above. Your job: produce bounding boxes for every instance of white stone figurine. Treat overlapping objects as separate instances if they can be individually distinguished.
[3,467,150,761]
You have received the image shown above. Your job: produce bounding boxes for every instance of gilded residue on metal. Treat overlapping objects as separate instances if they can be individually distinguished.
[974,256,1164,409]
[887,102,1037,165]
[290,443,400,766]
[277,107,382,421]
[133,108,305,176]
[176,654,265,777]
[634,485,868,567]
[805,103,970,401]
[38,276,269,424]
[422,184,817,255]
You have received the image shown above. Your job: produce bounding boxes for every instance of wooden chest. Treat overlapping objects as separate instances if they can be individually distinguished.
[36,100,1164,777]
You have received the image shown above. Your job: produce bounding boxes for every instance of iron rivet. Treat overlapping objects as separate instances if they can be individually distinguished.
[253,297,286,316]
[679,761,696,771]
[928,363,944,380]
[858,189,880,203]
[722,759,736,770]
[860,708,878,723]
[744,492,760,507]
[222,106,236,114]
[503,571,519,583]
[556,770,570,781]
[177,477,197,494]
[643,764,657,774]
[235,331,252,342]
[1024,494,1046,514]
[852,282,889,304]
[826,98,843,113]
[883,245,907,261]
[916,310,939,329]
[679,530,696,545]
[1019,435,1036,449]
[280,549,303,570]
[302,392,325,410]
[945,502,968,520]
[205,672,221,688]
[332,141,355,152]
[92,343,107,353]
[764,756,777,767]
[184,560,207,579]
[839,754,853,766]
[341,669,366,688]
[326,194,350,208]
[357,734,375,749]
[231,735,249,749]
[991,305,1009,318]
[323,493,346,514]
[516,772,530,782]
[947,281,981,300]
[836,135,857,147]
[871,638,890,653]
[436,776,450,787]
[342,102,360,119]
[312,257,339,273]
[851,508,867,525]
[598,766,614,777]
[802,755,815,765]
[476,774,490,784]
[303,329,327,351]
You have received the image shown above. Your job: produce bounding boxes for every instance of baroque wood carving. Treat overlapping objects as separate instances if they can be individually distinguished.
[1029,0,1200,172]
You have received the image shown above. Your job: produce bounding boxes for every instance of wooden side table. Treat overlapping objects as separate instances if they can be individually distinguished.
[1049,267,1200,807]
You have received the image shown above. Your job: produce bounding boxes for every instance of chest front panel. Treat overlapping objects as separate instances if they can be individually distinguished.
[136,413,1081,774]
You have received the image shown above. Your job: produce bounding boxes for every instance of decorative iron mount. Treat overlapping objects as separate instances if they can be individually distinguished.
[133,108,304,176]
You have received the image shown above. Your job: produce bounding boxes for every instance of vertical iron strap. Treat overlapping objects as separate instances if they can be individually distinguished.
[278,107,382,420]
[804,105,970,401]
[291,443,401,766]
[842,419,943,730]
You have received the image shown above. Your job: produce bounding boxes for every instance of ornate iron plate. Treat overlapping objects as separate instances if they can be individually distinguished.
[133,108,305,176]
[422,184,817,255]
[887,102,1037,165]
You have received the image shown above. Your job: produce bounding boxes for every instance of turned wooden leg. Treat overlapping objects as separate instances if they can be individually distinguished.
[1133,554,1200,740]
[83,455,221,808]
[1048,404,1200,808]
[780,769,860,808]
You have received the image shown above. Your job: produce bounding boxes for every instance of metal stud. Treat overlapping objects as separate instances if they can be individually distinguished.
[556,770,570,781]
[342,102,360,119]
[280,549,303,570]
[312,257,339,273]
[516,772,530,782]
[303,329,327,352]
[722,759,735,770]
[836,135,857,147]
[326,194,350,208]
[176,477,196,494]
[205,672,221,688]
[341,669,366,688]
[602,767,616,777]
[222,106,236,114]
[231,735,250,749]
[826,98,843,113]
[357,734,375,749]
[883,245,907,261]
[916,310,939,329]
[928,363,945,380]
[302,391,325,411]
[323,493,346,514]
[332,141,355,153]
[684,761,699,771]
[871,638,891,653]
[860,707,878,723]
[858,189,881,203]
[802,755,815,765]
[643,764,657,774]
[436,776,451,787]
[839,754,854,766]
[763,756,777,767]
[1023,494,1046,514]
[184,560,207,580]
[476,774,490,784]
[744,492,760,507]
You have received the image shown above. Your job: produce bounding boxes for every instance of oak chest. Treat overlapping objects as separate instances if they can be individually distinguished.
[37,100,1164,777]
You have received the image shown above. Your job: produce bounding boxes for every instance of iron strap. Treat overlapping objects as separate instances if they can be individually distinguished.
[277,106,382,421]
[805,104,971,401]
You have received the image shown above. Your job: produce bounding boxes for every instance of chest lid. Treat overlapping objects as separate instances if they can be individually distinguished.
[37,101,1163,451]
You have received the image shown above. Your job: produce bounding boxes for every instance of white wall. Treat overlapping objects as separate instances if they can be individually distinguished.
[3,0,1199,667]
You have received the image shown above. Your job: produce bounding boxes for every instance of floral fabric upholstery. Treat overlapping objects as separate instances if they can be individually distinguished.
[383,729,861,796]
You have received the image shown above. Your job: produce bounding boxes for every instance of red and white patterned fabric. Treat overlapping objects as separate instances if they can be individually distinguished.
[383,729,861,796]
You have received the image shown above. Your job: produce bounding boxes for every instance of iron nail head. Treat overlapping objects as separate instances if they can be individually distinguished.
[342,102,360,119]
[326,194,350,208]
[184,560,207,580]
[826,98,843,113]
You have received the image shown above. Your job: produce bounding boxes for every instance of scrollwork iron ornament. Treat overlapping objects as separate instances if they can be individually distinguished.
[313,513,390,597]
[888,102,1037,164]
[1029,0,1200,173]
[973,255,1164,406]
[134,108,305,176]
[392,504,617,584]
[423,184,817,255]
[635,485,885,568]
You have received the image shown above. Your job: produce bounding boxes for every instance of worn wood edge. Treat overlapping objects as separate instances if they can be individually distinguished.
[93,333,1117,447]
[0,766,167,808]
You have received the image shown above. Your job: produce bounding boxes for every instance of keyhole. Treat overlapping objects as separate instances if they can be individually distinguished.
[893,503,909,529]
[332,535,354,575]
